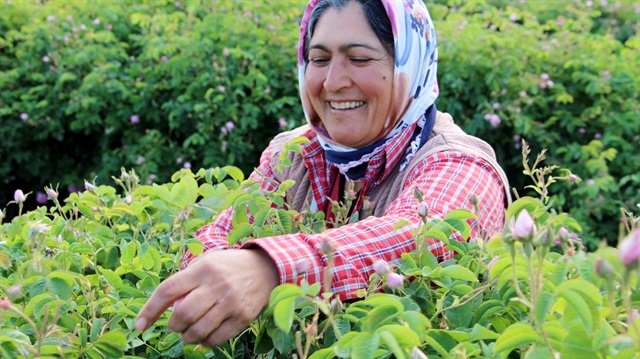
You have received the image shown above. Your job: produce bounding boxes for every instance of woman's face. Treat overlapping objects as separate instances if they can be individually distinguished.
[305,2,394,149]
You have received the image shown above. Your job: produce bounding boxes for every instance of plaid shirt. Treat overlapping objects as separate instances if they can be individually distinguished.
[184,131,506,300]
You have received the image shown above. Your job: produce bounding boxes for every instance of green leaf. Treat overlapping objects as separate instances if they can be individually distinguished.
[505,197,544,222]
[493,322,538,356]
[185,238,204,256]
[535,292,554,326]
[360,305,401,332]
[441,265,478,282]
[444,209,476,220]
[469,324,499,341]
[221,166,245,182]
[268,284,304,309]
[170,176,199,206]
[227,223,252,246]
[556,287,597,334]
[273,296,296,333]
[351,332,379,359]
[308,348,335,359]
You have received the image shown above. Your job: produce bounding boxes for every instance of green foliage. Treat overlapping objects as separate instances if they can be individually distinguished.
[1,142,639,358]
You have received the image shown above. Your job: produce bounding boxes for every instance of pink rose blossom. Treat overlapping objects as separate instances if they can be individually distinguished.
[513,210,535,240]
[225,121,235,130]
[14,189,26,203]
[47,15,57,21]
[519,91,527,97]
[278,118,287,129]
[36,192,47,204]
[223,47,230,56]
[417,202,429,217]
[373,259,390,275]
[618,229,640,266]
[594,133,602,139]
[93,18,100,25]
[541,73,550,81]
[0,300,11,310]
[586,179,596,186]
[43,56,50,63]
[386,273,404,289]
[183,162,191,169]
[489,114,501,126]
[218,85,225,92]
[509,13,518,22]
[20,113,28,121]
[603,70,611,77]
[221,127,228,135]
[130,115,140,124]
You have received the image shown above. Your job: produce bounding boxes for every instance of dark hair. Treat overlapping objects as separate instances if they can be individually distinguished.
[304,0,394,62]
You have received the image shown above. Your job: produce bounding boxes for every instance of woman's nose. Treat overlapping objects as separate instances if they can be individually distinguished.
[323,60,351,92]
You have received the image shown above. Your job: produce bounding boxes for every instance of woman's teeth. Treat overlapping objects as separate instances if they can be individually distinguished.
[329,101,366,110]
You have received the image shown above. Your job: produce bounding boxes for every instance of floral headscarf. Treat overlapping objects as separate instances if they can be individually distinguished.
[298,0,438,181]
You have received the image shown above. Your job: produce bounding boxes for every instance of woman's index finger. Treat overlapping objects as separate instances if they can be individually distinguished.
[135,269,197,331]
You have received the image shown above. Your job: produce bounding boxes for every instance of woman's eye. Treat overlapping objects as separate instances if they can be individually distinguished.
[351,58,372,64]
[310,58,329,65]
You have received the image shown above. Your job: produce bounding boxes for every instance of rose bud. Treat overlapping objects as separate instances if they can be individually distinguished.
[512,210,536,241]
[14,189,26,203]
[386,273,404,289]
[373,259,390,275]
[618,229,640,269]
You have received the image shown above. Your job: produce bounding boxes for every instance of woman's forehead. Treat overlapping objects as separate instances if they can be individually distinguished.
[309,3,382,48]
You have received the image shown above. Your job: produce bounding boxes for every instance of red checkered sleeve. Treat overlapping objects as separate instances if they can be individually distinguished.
[242,151,506,301]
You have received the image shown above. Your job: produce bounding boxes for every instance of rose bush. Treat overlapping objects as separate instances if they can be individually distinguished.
[1,0,638,248]
[1,143,638,358]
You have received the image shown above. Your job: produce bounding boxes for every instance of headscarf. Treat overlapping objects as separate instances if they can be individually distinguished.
[298,0,439,181]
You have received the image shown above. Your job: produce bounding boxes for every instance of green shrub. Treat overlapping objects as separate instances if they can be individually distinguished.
[0,0,637,246]
[0,146,638,358]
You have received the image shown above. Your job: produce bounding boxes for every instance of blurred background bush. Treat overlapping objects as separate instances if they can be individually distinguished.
[1,0,638,249]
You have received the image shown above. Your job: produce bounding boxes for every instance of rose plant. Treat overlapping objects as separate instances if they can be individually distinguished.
[1,141,638,358]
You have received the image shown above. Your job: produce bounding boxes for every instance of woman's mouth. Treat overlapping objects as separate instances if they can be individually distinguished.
[329,101,366,110]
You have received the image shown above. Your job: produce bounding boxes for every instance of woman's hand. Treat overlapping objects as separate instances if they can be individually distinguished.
[135,248,279,347]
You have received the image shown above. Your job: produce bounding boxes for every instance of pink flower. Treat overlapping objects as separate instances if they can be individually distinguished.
[264,87,271,94]
[183,162,191,169]
[20,113,28,121]
[218,85,225,92]
[386,273,404,289]
[225,121,235,130]
[519,91,527,98]
[223,47,230,56]
[47,15,57,21]
[278,118,287,129]
[373,259,390,275]
[541,73,550,81]
[84,181,96,192]
[0,300,11,310]
[221,127,228,135]
[489,114,501,127]
[513,135,521,141]
[14,189,26,203]
[417,202,428,217]
[542,45,550,51]
[36,192,47,204]
[629,309,640,325]
[568,174,580,182]
[603,70,611,77]
[130,115,140,124]
[42,56,50,63]
[618,229,640,266]
[125,195,132,204]
[80,24,86,31]
[594,133,602,139]
[579,128,586,134]
[556,19,564,27]
[547,80,554,87]
[66,15,72,21]
[483,113,492,121]
[93,18,100,25]
[509,13,518,22]
[513,210,535,240]
[492,102,500,109]
[586,179,596,186]
[487,255,499,270]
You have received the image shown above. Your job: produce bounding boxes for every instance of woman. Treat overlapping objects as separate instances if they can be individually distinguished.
[136,0,510,348]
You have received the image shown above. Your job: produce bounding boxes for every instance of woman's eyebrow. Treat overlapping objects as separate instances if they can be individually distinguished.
[308,42,382,53]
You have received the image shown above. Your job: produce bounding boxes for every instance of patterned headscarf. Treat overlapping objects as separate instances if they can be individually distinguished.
[298,0,438,181]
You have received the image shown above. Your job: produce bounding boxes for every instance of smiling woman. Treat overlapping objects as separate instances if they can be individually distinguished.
[136,0,512,349]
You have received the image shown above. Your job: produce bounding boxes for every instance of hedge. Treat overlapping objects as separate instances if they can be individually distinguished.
[0,1,638,247]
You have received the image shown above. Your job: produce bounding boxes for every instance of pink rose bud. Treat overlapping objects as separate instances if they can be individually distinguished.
[46,188,58,199]
[386,273,404,289]
[373,259,390,275]
[7,285,22,299]
[0,300,11,310]
[84,181,96,192]
[417,202,429,218]
[618,229,640,267]
[125,195,132,204]
[304,323,318,336]
[568,174,580,182]
[594,258,616,279]
[513,210,535,240]
[14,189,26,203]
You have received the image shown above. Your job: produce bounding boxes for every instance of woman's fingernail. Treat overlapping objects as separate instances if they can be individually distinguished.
[135,317,147,331]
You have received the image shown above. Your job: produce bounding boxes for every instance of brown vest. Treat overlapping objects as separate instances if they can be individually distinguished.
[270,112,511,218]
